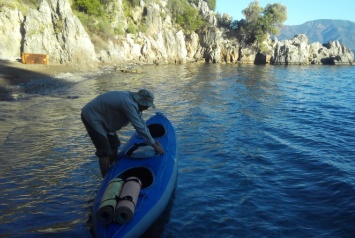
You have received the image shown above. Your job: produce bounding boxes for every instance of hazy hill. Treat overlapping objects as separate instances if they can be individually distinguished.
[278,19,355,53]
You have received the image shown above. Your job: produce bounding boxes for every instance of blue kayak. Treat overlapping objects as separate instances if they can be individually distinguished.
[92,112,178,238]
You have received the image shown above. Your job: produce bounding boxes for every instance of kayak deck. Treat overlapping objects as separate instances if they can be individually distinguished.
[92,113,178,238]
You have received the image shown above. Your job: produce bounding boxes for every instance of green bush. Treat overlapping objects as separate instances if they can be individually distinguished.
[114,25,126,35]
[188,0,216,11]
[73,0,103,16]
[168,0,205,32]
[138,23,148,33]
[0,0,17,9]
[126,23,137,34]
[122,0,141,18]
[75,10,113,38]
[97,16,113,35]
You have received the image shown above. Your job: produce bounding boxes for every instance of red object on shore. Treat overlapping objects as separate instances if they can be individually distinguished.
[21,53,48,65]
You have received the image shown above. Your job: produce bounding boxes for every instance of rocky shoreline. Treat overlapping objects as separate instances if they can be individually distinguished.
[1,0,354,100]
[0,0,353,69]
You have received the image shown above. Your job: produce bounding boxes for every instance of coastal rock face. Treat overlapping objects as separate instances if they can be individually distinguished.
[0,0,353,67]
[220,40,239,63]
[106,0,127,31]
[23,0,97,66]
[22,1,61,61]
[0,7,24,60]
[0,0,96,66]
[239,47,257,64]
[98,1,188,65]
[185,32,204,62]
[200,27,223,63]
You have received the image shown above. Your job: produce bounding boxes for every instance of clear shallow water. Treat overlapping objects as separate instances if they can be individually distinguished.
[0,64,354,238]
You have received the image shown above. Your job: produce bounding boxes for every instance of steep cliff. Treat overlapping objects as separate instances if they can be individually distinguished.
[0,0,353,67]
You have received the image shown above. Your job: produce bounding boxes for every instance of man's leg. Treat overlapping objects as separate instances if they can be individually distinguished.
[81,113,113,177]
[110,148,118,164]
[99,156,111,177]
[108,132,120,164]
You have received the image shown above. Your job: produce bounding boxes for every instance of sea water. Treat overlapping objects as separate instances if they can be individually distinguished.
[0,64,354,238]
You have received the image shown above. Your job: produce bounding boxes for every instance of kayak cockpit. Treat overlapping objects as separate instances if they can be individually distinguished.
[118,167,154,189]
[126,123,166,159]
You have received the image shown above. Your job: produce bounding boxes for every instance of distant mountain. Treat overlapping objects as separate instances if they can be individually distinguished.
[278,19,355,53]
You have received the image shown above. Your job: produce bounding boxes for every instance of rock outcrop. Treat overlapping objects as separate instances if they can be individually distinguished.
[310,40,354,65]
[272,34,310,65]
[0,0,353,68]
[271,34,354,65]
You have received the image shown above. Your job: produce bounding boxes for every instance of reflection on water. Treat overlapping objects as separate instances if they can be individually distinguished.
[0,64,355,237]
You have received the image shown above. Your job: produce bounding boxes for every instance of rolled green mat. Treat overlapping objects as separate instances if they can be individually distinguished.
[97,178,124,226]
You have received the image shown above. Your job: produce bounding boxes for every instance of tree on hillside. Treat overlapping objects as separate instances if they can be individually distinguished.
[205,0,216,10]
[73,0,104,16]
[232,0,287,52]
[189,0,216,10]
[168,0,205,32]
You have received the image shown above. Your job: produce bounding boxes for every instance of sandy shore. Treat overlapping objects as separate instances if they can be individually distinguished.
[0,59,100,100]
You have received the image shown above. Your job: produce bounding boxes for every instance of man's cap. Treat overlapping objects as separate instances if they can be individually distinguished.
[132,89,156,109]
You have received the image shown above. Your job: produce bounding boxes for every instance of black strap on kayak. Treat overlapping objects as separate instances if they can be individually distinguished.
[107,178,123,185]
[100,179,123,205]
[100,197,117,205]
[125,177,141,185]
[126,142,147,156]
[114,178,141,205]
[116,195,136,206]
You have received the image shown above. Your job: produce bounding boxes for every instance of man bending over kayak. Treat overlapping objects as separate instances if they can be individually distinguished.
[81,89,164,177]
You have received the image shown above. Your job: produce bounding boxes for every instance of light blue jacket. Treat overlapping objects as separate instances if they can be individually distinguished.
[81,91,155,145]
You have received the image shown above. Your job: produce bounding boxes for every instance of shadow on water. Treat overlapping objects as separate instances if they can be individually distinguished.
[0,59,76,101]
[141,187,176,238]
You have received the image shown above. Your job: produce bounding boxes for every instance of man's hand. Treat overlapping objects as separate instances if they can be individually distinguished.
[152,140,164,154]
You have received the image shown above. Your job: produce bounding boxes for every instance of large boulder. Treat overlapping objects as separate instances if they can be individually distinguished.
[272,34,310,65]
[322,41,354,65]
[309,41,354,65]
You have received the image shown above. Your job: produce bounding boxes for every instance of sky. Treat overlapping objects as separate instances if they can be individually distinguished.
[215,0,355,25]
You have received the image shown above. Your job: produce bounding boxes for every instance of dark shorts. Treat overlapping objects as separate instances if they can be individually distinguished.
[81,113,120,157]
